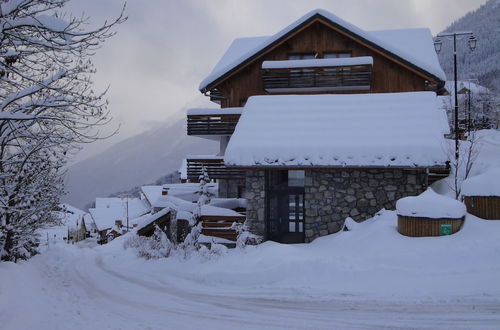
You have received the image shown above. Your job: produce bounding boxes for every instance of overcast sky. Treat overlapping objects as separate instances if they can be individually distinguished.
[64,0,488,162]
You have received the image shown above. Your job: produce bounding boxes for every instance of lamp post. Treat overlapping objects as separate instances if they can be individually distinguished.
[434,32,477,161]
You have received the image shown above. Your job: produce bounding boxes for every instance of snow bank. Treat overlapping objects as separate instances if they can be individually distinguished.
[396,188,466,219]
[262,56,373,69]
[199,9,444,90]
[461,167,500,196]
[225,92,448,167]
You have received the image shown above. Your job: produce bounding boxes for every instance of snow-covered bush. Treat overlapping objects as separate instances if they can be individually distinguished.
[232,222,262,249]
[199,240,228,259]
[180,222,202,258]
[193,166,215,219]
[124,225,173,259]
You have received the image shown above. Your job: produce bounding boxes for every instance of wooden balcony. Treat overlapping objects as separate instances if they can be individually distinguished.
[263,65,372,93]
[187,108,242,136]
[186,156,245,181]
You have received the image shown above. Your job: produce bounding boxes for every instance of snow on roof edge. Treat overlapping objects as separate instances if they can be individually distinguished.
[262,56,373,69]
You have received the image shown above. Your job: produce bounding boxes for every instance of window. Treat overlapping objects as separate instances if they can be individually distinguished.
[288,170,305,187]
[288,54,316,60]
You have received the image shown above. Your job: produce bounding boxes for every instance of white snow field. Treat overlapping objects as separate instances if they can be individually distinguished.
[1,210,499,330]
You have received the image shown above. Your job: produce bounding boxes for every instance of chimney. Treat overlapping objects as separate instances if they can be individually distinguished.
[115,220,122,228]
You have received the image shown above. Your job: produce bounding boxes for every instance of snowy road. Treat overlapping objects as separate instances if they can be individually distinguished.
[1,239,499,330]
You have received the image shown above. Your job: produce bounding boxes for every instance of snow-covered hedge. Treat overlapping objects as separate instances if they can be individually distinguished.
[396,188,466,219]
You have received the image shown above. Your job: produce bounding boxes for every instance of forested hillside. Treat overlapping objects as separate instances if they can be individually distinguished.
[437,0,500,91]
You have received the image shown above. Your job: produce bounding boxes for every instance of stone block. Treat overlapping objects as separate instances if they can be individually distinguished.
[357,199,369,207]
[345,195,356,203]
[385,185,397,191]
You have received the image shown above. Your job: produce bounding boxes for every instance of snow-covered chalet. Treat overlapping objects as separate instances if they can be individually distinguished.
[186,9,449,243]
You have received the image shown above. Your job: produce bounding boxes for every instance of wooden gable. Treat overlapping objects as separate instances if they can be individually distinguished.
[205,16,444,108]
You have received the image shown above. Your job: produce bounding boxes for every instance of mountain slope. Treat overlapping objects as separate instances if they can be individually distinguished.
[63,118,217,208]
[437,0,500,91]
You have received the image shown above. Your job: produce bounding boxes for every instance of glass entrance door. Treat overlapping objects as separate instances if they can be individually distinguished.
[266,170,305,244]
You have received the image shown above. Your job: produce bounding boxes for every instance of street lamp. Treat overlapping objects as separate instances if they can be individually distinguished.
[434,32,477,161]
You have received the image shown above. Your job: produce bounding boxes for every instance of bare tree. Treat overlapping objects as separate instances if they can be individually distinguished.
[0,0,126,261]
[447,131,481,200]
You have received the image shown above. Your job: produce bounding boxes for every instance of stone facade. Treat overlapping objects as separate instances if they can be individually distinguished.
[244,168,427,243]
[218,178,246,198]
[245,170,266,237]
[303,168,426,242]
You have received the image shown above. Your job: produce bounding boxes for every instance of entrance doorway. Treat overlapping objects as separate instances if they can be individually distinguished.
[266,170,305,243]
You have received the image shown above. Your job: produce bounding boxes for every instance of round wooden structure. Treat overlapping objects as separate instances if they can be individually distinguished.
[397,215,464,237]
[463,196,500,220]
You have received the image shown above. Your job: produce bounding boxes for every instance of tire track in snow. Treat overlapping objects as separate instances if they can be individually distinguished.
[83,253,500,330]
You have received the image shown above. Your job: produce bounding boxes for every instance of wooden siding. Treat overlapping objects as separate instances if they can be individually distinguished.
[397,215,464,237]
[212,21,437,108]
[463,196,500,220]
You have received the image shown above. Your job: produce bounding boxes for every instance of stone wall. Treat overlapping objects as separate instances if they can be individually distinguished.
[243,168,427,243]
[304,168,426,242]
[218,178,246,198]
[244,170,266,237]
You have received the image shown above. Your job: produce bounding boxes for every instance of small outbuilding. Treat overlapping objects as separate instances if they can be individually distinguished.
[462,168,500,220]
[396,188,466,237]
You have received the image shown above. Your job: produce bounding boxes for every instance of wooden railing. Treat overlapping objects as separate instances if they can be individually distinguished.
[187,114,240,136]
[201,215,246,242]
[186,157,245,181]
[262,64,372,92]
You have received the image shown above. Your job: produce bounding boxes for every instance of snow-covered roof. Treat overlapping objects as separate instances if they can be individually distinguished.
[58,203,86,216]
[209,198,247,210]
[461,168,500,197]
[140,186,163,205]
[444,81,490,96]
[262,56,373,69]
[90,198,150,231]
[224,92,448,168]
[199,9,445,91]
[136,207,172,232]
[396,188,466,219]
[157,183,217,204]
[201,205,244,217]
